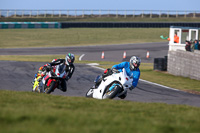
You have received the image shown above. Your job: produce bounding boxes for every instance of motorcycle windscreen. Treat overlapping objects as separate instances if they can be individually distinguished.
[58,64,66,74]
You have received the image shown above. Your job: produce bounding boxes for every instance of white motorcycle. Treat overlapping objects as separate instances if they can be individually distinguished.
[86,68,133,99]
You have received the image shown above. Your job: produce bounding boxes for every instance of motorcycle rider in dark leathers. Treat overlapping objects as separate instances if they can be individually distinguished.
[33,53,75,92]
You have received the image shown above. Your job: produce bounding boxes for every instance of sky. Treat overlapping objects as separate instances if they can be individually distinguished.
[0,0,200,11]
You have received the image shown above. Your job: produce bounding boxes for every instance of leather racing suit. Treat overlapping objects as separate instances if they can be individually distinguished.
[112,62,140,88]
[112,62,140,99]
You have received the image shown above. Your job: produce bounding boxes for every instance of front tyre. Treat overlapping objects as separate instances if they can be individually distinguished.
[86,89,93,98]
[44,81,56,94]
[103,85,121,99]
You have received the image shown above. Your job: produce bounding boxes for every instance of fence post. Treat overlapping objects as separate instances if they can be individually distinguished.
[108,10,110,17]
[14,10,16,17]
[141,10,144,18]
[82,10,84,18]
[22,10,24,18]
[159,11,161,18]
[75,10,77,18]
[59,10,61,17]
[133,10,135,18]
[124,10,126,18]
[176,11,178,18]
[184,11,187,18]
[44,10,46,18]
[91,10,93,17]
[52,10,54,18]
[99,10,101,17]
[37,10,39,18]
[116,10,118,18]
[30,10,32,18]
[67,10,69,18]
[7,10,9,17]
[0,10,1,18]
[193,12,196,18]
[167,11,169,18]
[150,10,152,18]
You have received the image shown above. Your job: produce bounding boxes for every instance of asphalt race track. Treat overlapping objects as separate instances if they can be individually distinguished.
[1,42,200,107]
[1,61,200,107]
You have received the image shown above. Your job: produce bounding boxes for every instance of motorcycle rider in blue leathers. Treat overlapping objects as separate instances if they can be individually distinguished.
[111,56,141,99]
[94,56,141,99]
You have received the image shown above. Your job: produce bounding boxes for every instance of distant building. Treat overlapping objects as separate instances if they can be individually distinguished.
[168,26,200,51]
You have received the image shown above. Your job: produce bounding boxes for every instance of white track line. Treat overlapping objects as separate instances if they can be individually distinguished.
[87,64,180,92]
[79,54,85,61]
[139,79,180,91]
[90,65,105,71]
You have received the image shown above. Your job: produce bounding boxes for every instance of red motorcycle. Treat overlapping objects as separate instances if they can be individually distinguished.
[32,64,67,94]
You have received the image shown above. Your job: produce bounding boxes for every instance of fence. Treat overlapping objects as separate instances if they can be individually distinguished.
[0,9,200,18]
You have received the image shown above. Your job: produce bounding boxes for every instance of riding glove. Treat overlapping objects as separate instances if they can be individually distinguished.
[112,67,119,73]
[43,65,52,71]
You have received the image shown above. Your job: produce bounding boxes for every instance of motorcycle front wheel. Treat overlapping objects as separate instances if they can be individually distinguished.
[44,81,56,94]
[103,85,121,99]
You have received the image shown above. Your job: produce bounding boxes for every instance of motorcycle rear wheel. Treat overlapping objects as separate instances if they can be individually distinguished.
[103,85,121,99]
[44,81,56,94]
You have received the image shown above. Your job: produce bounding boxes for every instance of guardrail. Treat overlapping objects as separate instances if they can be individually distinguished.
[0,9,200,18]
[0,22,60,29]
[61,22,200,28]
[1,22,200,29]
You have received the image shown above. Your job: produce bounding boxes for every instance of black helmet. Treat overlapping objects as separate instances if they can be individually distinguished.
[130,56,141,70]
[65,53,75,65]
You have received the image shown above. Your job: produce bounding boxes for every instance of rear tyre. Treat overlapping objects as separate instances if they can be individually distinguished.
[86,89,93,98]
[45,81,56,94]
[103,85,121,99]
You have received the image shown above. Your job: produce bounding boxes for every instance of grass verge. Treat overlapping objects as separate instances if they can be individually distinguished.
[0,28,169,48]
[0,54,200,93]
[0,90,200,133]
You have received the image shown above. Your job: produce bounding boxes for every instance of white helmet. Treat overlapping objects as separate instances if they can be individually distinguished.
[130,56,141,70]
